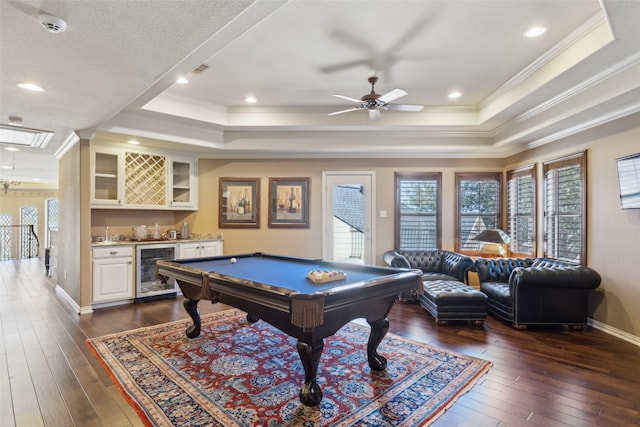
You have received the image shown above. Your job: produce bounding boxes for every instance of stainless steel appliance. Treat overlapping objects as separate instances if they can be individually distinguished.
[135,243,178,302]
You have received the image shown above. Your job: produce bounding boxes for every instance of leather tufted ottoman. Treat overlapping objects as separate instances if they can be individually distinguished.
[418,280,487,325]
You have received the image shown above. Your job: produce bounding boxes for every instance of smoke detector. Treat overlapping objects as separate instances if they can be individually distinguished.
[39,14,67,33]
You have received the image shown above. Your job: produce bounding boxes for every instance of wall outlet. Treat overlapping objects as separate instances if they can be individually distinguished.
[64,270,68,279]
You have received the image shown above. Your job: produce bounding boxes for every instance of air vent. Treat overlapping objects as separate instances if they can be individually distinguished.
[192,64,209,74]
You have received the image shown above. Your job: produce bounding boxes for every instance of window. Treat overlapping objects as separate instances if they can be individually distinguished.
[20,206,39,258]
[456,172,502,254]
[0,214,12,260]
[394,173,441,250]
[507,165,536,256]
[45,198,59,248]
[543,152,586,264]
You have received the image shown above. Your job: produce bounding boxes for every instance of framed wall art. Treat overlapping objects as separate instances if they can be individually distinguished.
[219,178,260,228]
[268,177,310,228]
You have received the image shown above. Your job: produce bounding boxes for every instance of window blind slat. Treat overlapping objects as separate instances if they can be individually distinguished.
[456,172,502,253]
[507,165,535,255]
[395,173,441,250]
[543,153,585,263]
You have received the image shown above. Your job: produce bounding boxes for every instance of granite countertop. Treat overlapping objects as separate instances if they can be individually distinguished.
[91,234,223,247]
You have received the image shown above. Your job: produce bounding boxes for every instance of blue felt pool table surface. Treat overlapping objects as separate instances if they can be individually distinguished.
[158,252,422,407]
[172,253,397,294]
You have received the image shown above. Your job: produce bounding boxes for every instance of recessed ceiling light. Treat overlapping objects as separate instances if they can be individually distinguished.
[244,96,257,104]
[32,177,41,181]
[127,139,140,145]
[524,26,546,38]
[448,91,462,99]
[176,76,189,84]
[16,82,45,92]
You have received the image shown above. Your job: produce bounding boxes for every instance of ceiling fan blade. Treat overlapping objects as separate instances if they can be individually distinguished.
[368,108,381,121]
[378,88,407,103]
[328,107,361,116]
[333,94,363,104]
[320,59,370,74]
[385,104,424,112]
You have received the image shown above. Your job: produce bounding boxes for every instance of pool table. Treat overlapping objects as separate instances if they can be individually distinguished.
[156,252,421,406]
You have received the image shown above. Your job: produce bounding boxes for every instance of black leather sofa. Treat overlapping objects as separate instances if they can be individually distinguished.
[383,250,474,302]
[474,257,601,329]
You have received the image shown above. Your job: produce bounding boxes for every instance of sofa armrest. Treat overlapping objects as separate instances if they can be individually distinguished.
[383,250,412,269]
[510,265,601,290]
[442,252,474,282]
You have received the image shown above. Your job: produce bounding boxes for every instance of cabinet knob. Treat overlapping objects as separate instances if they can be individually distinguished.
[109,251,118,255]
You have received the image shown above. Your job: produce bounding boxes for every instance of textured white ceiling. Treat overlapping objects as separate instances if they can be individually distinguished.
[1,0,639,185]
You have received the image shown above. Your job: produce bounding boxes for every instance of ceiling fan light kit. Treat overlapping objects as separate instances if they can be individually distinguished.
[329,76,424,121]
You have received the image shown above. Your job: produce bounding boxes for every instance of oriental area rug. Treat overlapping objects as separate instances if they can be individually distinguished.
[87,309,491,426]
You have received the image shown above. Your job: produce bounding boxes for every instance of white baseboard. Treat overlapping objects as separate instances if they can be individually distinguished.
[54,285,84,314]
[589,318,640,347]
[90,299,134,310]
[79,305,94,314]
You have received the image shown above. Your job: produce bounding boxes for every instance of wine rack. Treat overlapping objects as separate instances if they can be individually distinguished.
[124,152,166,206]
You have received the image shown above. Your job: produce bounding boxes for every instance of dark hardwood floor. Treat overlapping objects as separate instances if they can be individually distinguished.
[1,258,639,426]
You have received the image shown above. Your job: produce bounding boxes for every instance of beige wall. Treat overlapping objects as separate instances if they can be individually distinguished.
[505,121,640,337]
[0,186,58,257]
[193,158,502,259]
[55,117,639,338]
[588,133,640,336]
[189,123,640,338]
[57,140,83,303]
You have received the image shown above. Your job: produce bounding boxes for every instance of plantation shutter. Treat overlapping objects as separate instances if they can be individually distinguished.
[543,152,586,264]
[507,165,536,256]
[395,173,441,250]
[456,173,502,253]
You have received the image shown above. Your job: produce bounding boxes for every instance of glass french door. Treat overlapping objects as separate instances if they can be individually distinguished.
[322,171,375,264]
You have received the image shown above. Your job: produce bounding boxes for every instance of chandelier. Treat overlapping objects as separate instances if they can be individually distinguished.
[1,149,20,194]
[1,180,20,194]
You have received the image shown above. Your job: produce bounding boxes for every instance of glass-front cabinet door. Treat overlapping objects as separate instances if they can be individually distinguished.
[169,158,198,210]
[91,149,123,206]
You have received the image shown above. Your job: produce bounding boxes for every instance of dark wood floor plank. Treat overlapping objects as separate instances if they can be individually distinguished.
[0,326,16,427]
[5,334,45,427]
[3,258,640,426]
[74,363,134,427]
[106,385,148,427]
[31,372,73,427]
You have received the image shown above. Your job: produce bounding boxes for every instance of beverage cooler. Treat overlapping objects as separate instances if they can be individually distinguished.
[136,243,178,302]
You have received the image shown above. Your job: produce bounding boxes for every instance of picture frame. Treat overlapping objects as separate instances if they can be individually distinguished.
[219,178,260,228]
[268,177,310,228]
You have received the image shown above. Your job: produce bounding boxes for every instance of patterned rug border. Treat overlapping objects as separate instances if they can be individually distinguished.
[87,308,492,426]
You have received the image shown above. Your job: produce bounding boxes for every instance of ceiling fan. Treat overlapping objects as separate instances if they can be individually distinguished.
[328,76,424,121]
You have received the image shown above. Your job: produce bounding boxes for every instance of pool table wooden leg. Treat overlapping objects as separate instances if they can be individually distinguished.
[183,298,201,338]
[367,318,389,371]
[296,339,324,406]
